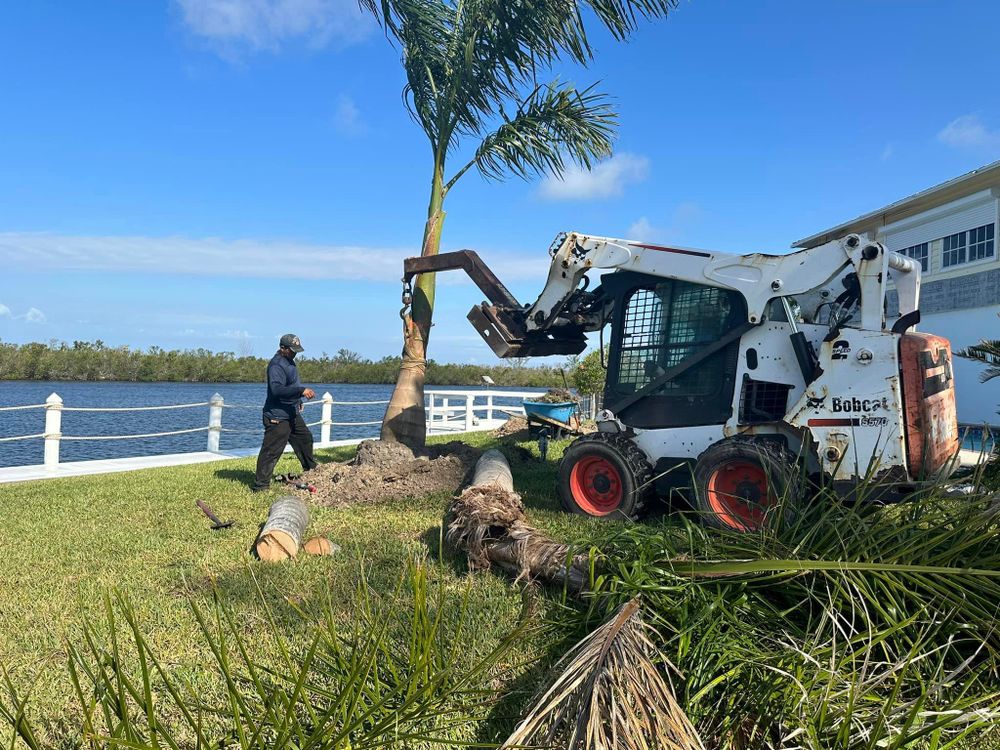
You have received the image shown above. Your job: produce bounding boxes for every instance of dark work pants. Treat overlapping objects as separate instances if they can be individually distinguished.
[253,414,317,490]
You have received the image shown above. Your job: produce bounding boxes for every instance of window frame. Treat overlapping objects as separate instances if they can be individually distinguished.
[968,223,995,263]
[942,231,967,268]
[939,223,997,269]
[899,241,929,273]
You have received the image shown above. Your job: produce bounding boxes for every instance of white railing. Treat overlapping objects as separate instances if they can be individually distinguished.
[0,391,383,469]
[0,388,596,471]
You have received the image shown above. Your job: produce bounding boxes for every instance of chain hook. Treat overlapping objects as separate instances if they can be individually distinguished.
[400,278,413,320]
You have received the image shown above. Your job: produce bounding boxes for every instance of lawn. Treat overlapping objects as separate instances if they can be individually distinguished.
[0,431,596,746]
[3,431,999,748]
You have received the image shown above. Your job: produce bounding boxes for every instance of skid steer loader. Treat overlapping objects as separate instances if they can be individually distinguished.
[404,231,960,530]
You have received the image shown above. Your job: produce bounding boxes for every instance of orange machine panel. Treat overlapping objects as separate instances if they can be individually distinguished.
[899,333,959,479]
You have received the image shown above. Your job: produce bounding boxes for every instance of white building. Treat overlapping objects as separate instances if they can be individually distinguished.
[794,160,1000,425]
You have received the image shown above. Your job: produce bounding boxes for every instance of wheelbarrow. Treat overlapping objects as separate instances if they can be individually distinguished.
[522,399,581,439]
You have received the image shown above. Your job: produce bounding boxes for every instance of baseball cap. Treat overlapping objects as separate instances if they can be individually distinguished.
[279,333,304,352]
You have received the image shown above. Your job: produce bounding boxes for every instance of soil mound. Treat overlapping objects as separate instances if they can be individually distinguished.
[298,439,482,507]
[493,415,528,438]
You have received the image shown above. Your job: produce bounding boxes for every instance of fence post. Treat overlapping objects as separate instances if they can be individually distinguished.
[486,393,494,423]
[321,392,333,445]
[465,394,474,431]
[207,393,223,452]
[442,398,449,427]
[427,393,436,431]
[590,393,598,421]
[44,392,62,469]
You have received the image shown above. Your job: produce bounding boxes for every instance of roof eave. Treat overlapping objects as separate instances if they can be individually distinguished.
[793,159,1000,249]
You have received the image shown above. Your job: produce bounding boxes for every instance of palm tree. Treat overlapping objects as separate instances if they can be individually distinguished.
[959,335,1000,382]
[364,0,679,446]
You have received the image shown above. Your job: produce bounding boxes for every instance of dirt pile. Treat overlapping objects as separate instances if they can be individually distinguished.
[297,439,482,507]
[493,415,528,438]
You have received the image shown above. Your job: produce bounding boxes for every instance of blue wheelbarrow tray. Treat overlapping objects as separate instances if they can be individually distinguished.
[523,400,577,425]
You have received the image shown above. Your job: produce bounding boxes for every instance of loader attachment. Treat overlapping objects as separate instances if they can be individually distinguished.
[403,251,588,358]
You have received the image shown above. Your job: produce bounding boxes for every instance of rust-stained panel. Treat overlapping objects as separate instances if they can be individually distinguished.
[899,333,959,478]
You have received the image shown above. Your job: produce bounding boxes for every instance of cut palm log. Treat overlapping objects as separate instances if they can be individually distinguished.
[445,449,590,590]
[255,495,309,562]
[302,536,340,556]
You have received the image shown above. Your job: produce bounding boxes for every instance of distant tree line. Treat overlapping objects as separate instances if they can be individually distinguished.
[0,339,579,388]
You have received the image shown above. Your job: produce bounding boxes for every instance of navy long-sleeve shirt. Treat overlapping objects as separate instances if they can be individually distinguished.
[263,352,306,421]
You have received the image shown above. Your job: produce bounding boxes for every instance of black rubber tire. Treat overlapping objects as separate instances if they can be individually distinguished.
[692,438,799,532]
[558,433,654,520]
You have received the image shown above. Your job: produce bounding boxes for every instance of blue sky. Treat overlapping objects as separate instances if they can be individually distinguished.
[1,0,999,363]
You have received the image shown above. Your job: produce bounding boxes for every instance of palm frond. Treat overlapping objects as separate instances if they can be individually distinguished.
[579,487,1000,747]
[368,0,677,163]
[378,0,456,145]
[461,82,615,185]
[1,562,532,749]
[503,597,705,750]
[957,339,1000,382]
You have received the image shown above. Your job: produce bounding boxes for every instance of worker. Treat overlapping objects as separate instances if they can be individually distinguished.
[252,333,318,492]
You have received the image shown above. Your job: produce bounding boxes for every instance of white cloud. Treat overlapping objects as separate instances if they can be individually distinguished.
[175,0,374,55]
[0,302,46,323]
[333,94,366,135]
[21,308,46,324]
[179,327,255,339]
[539,152,650,201]
[880,143,894,162]
[627,217,657,242]
[0,232,549,285]
[938,114,1000,150]
[626,201,704,243]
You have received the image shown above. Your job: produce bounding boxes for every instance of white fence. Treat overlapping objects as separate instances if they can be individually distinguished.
[0,389,599,471]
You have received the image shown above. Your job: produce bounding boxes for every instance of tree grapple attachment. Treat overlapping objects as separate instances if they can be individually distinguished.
[403,251,589,358]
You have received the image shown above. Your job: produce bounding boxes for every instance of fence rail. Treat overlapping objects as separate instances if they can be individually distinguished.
[1,389,592,471]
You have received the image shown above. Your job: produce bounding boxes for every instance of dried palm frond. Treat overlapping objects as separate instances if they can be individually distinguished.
[503,597,704,750]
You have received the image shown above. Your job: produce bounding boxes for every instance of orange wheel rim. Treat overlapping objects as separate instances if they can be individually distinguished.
[706,460,774,531]
[570,456,623,515]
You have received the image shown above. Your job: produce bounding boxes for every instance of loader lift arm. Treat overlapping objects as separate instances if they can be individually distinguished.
[403,231,923,361]
[402,250,596,358]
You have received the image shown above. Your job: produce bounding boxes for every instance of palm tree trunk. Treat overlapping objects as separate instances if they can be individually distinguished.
[380,163,446,446]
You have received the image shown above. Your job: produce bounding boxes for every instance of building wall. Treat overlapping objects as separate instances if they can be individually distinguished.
[874,188,1000,423]
[911,306,1000,425]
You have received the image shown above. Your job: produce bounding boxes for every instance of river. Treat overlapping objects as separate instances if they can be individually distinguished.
[0,381,546,468]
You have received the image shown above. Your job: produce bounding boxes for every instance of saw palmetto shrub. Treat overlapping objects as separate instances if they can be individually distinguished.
[574,481,1000,749]
[1,562,530,750]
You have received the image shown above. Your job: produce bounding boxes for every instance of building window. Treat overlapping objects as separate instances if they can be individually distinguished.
[969,223,995,262]
[941,224,996,267]
[900,242,929,272]
[942,231,967,268]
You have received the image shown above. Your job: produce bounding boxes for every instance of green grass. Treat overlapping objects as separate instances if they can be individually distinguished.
[0,432,583,745]
[3,432,1000,748]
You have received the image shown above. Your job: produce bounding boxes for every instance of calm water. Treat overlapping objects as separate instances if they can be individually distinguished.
[0,381,545,468]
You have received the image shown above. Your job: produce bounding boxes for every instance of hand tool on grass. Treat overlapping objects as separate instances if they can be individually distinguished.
[196,500,235,530]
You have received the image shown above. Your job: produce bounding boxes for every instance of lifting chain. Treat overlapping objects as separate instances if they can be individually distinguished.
[400,278,413,321]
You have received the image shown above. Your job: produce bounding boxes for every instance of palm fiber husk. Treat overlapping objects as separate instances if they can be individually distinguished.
[502,597,705,750]
[445,483,590,591]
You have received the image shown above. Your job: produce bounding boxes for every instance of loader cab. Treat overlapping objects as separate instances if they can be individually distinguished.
[601,271,748,429]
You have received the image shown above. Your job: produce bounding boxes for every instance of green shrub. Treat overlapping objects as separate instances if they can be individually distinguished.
[573,482,1000,748]
[1,561,530,749]
[570,347,607,397]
